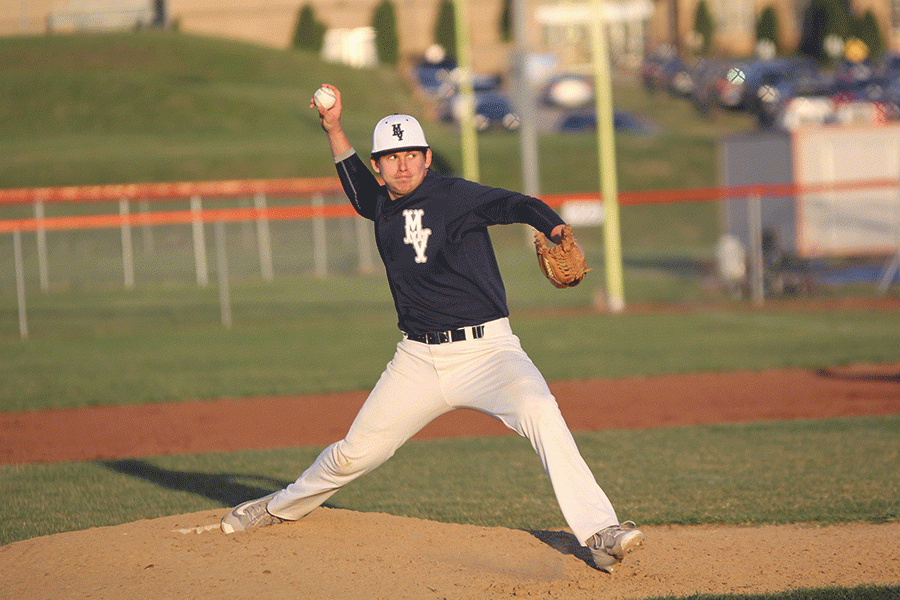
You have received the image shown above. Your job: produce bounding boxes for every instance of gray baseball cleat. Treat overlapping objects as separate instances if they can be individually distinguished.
[587,521,645,573]
[221,492,285,534]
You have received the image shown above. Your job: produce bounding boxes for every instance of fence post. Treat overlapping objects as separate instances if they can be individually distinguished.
[254,192,274,282]
[312,193,327,278]
[139,200,154,254]
[215,220,232,329]
[747,193,764,307]
[191,195,208,287]
[13,229,28,340]
[34,199,48,292]
[119,198,135,289]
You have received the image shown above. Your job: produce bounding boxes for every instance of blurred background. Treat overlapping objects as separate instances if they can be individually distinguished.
[1,0,899,342]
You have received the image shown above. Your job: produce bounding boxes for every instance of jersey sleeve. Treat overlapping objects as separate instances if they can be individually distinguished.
[444,178,565,239]
[335,150,383,221]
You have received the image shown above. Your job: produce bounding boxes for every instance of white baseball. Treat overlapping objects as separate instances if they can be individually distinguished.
[314,86,336,109]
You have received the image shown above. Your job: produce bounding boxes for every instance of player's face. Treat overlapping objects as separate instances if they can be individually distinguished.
[372,149,432,200]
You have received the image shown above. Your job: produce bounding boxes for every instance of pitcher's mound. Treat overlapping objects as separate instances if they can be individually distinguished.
[3,508,898,599]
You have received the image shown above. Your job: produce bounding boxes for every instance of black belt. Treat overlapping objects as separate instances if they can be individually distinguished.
[406,325,485,345]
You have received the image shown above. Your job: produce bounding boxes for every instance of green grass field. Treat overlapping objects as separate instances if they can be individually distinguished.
[1,31,898,599]
[2,277,899,410]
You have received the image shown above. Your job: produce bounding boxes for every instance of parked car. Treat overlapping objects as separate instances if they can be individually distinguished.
[414,56,456,97]
[885,76,900,110]
[772,72,897,130]
[688,59,734,117]
[756,69,832,126]
[441,91,520,131]
[641,52,693,97]
[715,58,818,112]
[473,92,520,131]
[776,95,837,130]
[877,52,900,80]
[830,74,891,103]
[557,111,658,135]
[540,73,594,109]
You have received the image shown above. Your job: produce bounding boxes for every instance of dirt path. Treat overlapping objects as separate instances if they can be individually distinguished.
[3,364,899,464]
[2,364,899,599]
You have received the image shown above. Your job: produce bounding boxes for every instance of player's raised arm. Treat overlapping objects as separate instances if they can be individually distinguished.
[310,83,352,159]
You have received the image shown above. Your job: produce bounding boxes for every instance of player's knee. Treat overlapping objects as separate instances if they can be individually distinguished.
[513,389,564,430]
[328,438,396,476]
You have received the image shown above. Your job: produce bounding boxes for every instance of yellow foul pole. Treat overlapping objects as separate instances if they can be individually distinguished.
[454,0,479,182]
[589,0,625,312]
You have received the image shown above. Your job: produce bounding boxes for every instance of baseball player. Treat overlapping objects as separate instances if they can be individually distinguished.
[221,84,644,572]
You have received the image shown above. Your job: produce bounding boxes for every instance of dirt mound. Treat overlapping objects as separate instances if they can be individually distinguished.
[3,509,898,599]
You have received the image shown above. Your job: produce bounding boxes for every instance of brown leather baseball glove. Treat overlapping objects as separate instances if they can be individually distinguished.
[534,225,592,288]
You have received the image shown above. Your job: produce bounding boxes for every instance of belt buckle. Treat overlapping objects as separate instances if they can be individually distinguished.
[425,331,450,344]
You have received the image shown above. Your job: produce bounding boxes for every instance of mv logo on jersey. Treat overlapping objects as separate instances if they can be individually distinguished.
[402,209,431,263]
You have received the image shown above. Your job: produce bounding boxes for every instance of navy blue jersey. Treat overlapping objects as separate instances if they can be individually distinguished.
[336,151,564,335]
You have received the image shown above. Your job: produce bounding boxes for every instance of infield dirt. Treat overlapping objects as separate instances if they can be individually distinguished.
[2,364,899,599]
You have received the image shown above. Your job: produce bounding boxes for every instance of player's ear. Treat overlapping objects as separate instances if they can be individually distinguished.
[370,157,381,174]
[424,148,432,169]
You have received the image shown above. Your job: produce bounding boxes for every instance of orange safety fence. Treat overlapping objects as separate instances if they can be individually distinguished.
[0,177,345,205]
[1,177,897,234]
[0,204,359,234]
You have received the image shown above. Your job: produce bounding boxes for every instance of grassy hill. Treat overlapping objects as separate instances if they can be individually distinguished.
[0,31,425,187]
[0,30,756,192]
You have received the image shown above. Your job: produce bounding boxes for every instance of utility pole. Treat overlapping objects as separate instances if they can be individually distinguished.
[511,0,540,198]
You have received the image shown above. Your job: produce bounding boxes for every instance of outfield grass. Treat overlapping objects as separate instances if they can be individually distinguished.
[2,271,899,411]
[2,415,898,546]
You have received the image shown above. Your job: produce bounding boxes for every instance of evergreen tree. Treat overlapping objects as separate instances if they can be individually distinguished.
[499,0,512,42]
[756,5,779,49]
[853,10,884,61]
[293,4,326,53]
[372,0,399,65]
[693,0,713,55]
[798,0,829,59]
[434,0,457,59]
[825,0,852,39]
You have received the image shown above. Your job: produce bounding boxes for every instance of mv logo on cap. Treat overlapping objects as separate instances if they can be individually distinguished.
[372,114,429,156]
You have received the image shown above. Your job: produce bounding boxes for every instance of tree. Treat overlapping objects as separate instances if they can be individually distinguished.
[293,4,326,53]
[853,10,884,61]
[372,0,399,65]
[692,0,713,55]
[755,5,779,50]
[798,0,829,59]
[825,0,852,39]
[434,0,457,59]
[499,0,512,42]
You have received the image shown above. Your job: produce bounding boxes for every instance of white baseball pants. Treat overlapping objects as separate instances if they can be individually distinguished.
[267,317,619,545]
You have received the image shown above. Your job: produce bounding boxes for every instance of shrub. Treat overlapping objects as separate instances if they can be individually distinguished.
[434,0,456,59]
[852,9,884,61]
[293,4,326,53]
[798,0,829,59]
[756,6,779,49]
[372,0,399,65]
[499,0,512,42]
[693,0,714,55]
